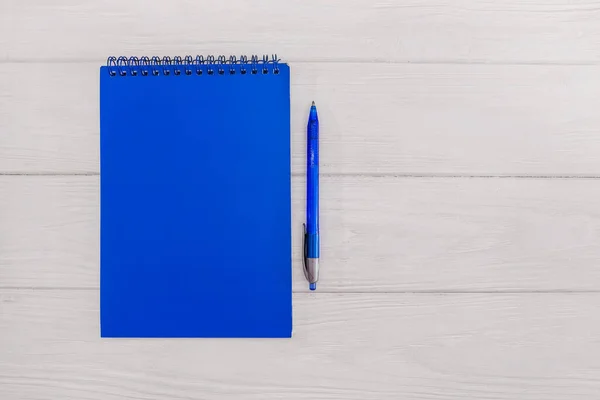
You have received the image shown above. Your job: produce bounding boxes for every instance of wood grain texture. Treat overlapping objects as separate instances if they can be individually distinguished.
[3,62,600,175]
[3,175,600,292]
[1,289,600,400]
[3,0,600,64]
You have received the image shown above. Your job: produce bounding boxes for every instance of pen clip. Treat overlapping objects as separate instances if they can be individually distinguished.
[302,223,310,282]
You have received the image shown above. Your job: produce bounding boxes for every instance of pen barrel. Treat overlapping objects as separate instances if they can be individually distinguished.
[306,117,319,237]
[305,105,320,287]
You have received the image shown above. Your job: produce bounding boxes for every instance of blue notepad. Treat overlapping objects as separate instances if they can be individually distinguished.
[100,55,292,338]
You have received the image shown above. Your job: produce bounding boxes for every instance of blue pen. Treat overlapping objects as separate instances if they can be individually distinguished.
[303,101,319,290]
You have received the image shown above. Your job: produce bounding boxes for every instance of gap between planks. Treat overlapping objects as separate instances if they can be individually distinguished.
[4,172,600,180]
[4,59,600,66]
[2,287,600,294]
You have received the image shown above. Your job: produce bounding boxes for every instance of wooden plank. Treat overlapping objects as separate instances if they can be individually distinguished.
[3,0,600,63]
[0,63,98,173]
[3,175,600,292]
[3,63,600,175]
[1,289,600,399]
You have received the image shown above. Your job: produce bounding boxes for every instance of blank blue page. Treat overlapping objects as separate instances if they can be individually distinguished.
[100,59,291,338]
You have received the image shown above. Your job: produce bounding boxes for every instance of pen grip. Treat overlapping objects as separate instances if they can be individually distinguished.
[306,233,320,258]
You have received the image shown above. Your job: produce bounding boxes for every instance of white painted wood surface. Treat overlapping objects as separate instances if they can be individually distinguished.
[3,0,600,399]
[3,0,600,63]
[2,290,600,400]
[4,63,600,175]
[3,176,600,292]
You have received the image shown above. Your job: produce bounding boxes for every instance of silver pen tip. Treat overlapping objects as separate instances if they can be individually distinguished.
[312,101,315,106]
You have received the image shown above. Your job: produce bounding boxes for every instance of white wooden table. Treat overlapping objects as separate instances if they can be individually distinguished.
[2,1,600,398]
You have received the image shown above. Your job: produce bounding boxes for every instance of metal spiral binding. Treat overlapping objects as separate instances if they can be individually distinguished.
[106,54,281,77]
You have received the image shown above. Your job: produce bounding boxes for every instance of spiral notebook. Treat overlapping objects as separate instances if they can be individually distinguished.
[100,55,292,338]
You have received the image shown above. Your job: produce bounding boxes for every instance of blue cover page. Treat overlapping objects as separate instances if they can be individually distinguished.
[100,56,292,338]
